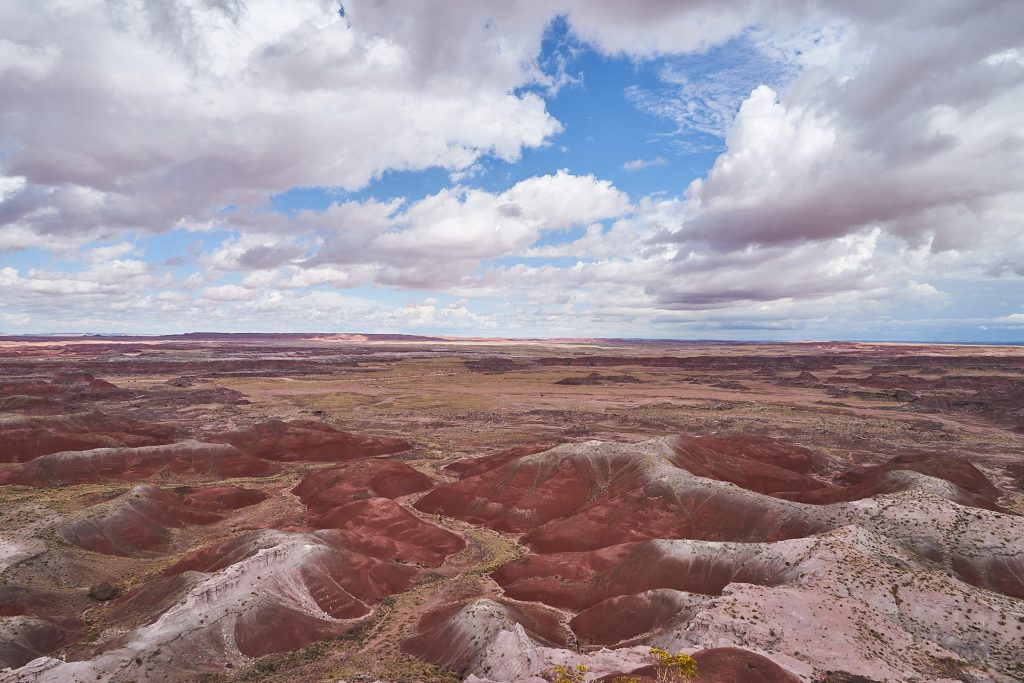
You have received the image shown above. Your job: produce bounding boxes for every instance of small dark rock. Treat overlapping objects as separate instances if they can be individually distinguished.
[88,582,117,601]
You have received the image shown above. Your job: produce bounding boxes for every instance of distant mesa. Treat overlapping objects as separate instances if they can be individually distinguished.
[555,372,642,385]
[59,484,267,556]
[210,419,412,462]
[464,356,529,373]
[0,372,129,414]
[535,354,840,371]
[49,371,126,397]
[711,379,749,390]
[145,385,249,407]
[906,381,1024,431]
[0,441,279,487]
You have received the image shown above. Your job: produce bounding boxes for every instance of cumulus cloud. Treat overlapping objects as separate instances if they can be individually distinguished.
[200,284,256,302]
[0,0,1021,337]
[675,4,1024,254]
[309,170,631,283]
[0,0,561,241]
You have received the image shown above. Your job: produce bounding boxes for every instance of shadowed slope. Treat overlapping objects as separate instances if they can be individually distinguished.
[0,586,84,670]
[492,539,796,611]
[292,459,463,565]
[58,484,266,556]
[291,459,434,508]
[780,452,1005,511]
[570,589,708,647]
[669,435,826,495]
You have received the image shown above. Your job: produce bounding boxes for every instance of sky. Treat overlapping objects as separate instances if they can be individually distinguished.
[1,0,1023,341]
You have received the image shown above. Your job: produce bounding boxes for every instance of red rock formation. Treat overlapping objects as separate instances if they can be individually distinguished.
[291,460,464,565]
[0,586,83,670]
[443,443,558,479]
[211,419,411,462]
[780,452,1004,511]
[402,598,568,677]
[232,603,350,657]
[0,412,177,463]
[58,484,267,556]
[951,553,1024,599]
[492,540,793,611]
[0,441,279,487]
[571,589,706,647]
[669,434,827,494]
[597,647,802,683]
[312,499,464,566]
[23,530,425,676]
[416,439,827,551]
[162,530,420,626]
[292,459,434,509]
[414,443,636,533]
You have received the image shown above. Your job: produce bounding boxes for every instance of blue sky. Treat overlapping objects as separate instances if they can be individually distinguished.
[1,1,1022,340]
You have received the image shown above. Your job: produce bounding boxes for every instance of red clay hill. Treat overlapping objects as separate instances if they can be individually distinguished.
[1,337,1022,682]
[58,484,267,556]
[0,441,279,487]
[210,419,412,462]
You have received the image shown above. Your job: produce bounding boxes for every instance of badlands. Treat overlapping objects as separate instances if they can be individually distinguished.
[0,334,1021,682]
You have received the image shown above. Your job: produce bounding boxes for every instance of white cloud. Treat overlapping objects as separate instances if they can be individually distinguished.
[0,266,22,286]
[313,170,631,282]
[200,284,256,302]
[88,241,138,262]
[622,157,668,171]
[0,0,562,242]
[0,38,59,80]
[1,0,1022,338]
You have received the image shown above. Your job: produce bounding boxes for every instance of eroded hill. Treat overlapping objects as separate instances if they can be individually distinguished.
[0,335,1022,682]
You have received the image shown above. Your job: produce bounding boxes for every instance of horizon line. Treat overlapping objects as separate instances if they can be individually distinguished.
[1,331,1022,347]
